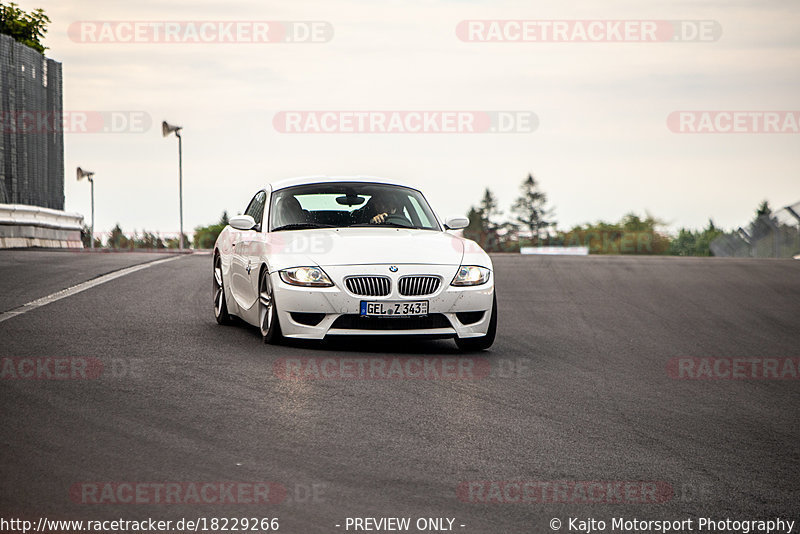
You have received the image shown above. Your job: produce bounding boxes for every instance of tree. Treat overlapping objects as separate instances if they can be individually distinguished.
[693,220,723,256]
[555,212,671,254]
[463,206,483,239]
[479,188,502,227]
[463,189,506,252]
[669,228,697,256]
[511,173,554,246]
[620,212,665,232]
[133,231,165,249]
[107,224,129,249]
[0,3,50,53]
[166,233,189,249]
[756,200,772,218]
[193,211,230,249]
[462,206,484,246]
[668,220,723,256]
[80,224,91,248]
[80,224,101,248]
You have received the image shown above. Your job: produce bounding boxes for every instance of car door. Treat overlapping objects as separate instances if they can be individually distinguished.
[230,190,266,311]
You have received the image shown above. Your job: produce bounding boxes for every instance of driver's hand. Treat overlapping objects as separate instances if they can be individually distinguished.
[370,212,388,224]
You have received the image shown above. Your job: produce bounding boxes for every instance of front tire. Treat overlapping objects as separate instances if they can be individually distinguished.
[455,293,497,352]
[259,268,283,344]
[213,254,233,325]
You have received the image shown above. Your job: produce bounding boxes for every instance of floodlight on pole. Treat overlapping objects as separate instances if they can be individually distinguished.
[77,167,95,249]
[162,120,184,250]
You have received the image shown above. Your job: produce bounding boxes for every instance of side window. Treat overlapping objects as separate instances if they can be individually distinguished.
[244,191,266,228]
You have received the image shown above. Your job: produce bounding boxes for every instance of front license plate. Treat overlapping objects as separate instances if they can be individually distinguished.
[360,301,429,317]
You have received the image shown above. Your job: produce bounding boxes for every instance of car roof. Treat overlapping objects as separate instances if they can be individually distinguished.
[268,175,418,192]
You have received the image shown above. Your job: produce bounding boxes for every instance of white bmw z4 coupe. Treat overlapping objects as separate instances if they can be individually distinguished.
[212,176,497,351]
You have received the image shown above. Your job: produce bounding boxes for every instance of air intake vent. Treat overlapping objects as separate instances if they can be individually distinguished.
[331,314,451,330]
[345,276,391,296]
[456,311,485,325]
[398,276,441,296]
[290,312,326,326]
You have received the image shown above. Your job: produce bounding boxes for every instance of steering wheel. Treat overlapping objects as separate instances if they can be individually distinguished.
[383,214,413,227]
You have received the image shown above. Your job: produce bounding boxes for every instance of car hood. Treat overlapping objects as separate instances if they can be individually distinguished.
[265,228,467,270]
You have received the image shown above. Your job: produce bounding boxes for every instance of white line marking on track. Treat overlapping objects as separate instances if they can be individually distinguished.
[0,255,183,324]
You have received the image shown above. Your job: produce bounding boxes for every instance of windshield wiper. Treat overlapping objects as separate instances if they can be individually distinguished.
[272,223,336,231]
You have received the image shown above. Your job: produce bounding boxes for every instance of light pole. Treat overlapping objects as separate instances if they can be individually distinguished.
[162,121,184,250]
[77,167,95,249]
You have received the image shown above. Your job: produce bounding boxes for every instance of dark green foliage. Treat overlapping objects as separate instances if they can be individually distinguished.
[0,3,50,53]
[193,211,230,249]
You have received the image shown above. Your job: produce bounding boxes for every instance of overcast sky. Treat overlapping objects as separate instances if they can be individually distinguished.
[29,0,800,236]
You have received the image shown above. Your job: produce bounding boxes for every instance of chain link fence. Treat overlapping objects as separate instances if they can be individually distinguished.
[710,201,800,258]
[0,34,64,210]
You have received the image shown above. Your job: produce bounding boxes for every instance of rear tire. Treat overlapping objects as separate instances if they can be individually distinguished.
[455,293,497,352]
[259,268,283,344]
[213,254,233,325]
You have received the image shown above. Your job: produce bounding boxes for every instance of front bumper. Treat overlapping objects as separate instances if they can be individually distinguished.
[271,264,494,339]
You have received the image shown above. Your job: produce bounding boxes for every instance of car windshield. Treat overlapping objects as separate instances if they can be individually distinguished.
[269,182,441,231]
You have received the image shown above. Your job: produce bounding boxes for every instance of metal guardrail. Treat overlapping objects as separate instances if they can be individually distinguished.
[0,203,84,248]
[0,203,83,230]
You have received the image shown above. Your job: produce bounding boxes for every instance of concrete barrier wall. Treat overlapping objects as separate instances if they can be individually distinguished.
[0,203,83,248]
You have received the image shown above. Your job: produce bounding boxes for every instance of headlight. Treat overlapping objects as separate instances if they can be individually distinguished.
[451,265,490,286]
[279,267,334,287]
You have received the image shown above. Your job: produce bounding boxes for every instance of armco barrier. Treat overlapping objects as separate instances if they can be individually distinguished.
[0,203,83,248]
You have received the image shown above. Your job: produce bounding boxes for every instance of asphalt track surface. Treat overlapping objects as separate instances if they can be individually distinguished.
[1,250,798,533]
[0,250,187,312]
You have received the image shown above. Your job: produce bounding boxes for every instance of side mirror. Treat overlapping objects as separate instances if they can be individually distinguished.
[229,214,257,231]
[444,216,469,230]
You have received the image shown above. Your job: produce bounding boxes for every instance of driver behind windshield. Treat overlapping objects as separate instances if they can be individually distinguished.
[368,192,406,224]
